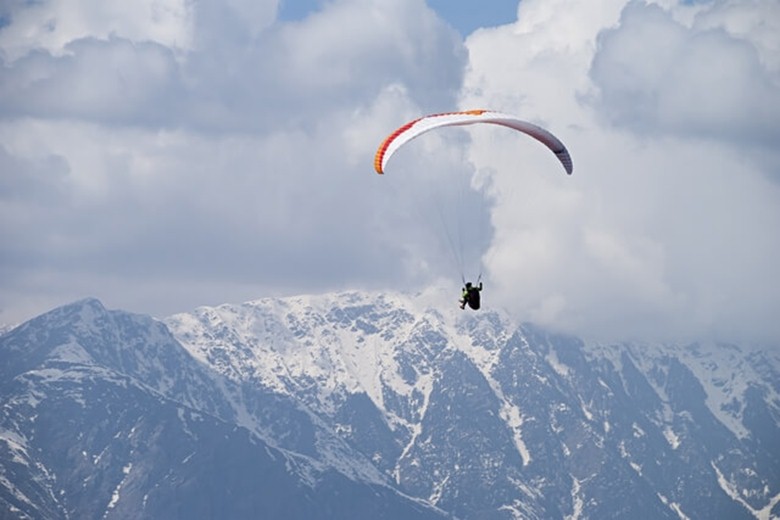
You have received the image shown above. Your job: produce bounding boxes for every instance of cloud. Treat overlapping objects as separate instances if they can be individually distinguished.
[1,0,778,346]
[0,0,194,61]
[0,37,184,126]
[590,1,780,148]
[1,0,464,131]
[0,0,472,324]
[183,0,465,129]
[461,0,780,343]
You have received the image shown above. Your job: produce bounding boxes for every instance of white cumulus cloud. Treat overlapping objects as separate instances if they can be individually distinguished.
[1,0,778,345]
[461,0,780,342]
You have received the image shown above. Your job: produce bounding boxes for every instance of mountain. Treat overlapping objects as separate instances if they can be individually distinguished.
[1,291,779,519]
[0,298,445,520]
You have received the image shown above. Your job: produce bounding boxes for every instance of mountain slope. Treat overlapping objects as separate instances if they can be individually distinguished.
[0,298,447,520]
[166,290,780,519]
[1,292,778,519]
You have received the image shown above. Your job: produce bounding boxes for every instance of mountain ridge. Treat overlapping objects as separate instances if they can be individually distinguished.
[1,292,779,519]
[0,296,448,520]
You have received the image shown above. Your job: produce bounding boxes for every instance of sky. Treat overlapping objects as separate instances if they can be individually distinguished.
[1,0,779,344]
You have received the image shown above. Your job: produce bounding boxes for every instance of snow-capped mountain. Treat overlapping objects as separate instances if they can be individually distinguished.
[1,291,779,519]
[0,297,446,520]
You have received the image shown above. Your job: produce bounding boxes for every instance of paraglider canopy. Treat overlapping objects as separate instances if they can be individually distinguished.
[374,109,573,175]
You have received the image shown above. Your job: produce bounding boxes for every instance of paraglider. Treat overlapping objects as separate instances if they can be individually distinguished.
[373,109,573,310]
[374,109,573,176]
[459,281,483,310]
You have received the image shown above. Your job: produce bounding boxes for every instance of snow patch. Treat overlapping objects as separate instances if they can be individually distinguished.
[579,399,594,422]
[50,341,93,364]
[104,463,133,516]
[546,348,570,377]
[428,473,449,505]
[497,502,525,520]
[712,462,780,520]
[657,493,691,520]
[0,430,30,466]
[0,474,35,510]
[394,371,434,484]
[663,427,681,449]
[498,400,532,466]
[565,477,583,520]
